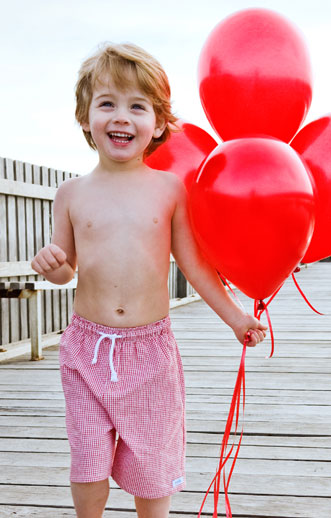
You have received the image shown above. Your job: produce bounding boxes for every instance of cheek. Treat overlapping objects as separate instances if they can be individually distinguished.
[140,117,158,138]
[89,116,107,136]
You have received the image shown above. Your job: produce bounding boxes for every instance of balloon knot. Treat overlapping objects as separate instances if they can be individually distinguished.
[294,266,301,273]
[257,300,266,311]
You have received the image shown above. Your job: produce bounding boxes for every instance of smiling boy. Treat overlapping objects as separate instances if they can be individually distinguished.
[31,43,267,518]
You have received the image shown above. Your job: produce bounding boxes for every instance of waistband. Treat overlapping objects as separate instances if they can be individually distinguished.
[70,311,171,338]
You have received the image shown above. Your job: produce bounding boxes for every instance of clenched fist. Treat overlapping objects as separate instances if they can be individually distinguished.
[31,244,67,276]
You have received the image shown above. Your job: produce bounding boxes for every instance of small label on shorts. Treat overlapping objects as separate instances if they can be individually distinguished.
[172,476,184,488]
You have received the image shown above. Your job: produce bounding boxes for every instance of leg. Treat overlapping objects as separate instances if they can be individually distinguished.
[135,495,171,518]
[71,479,109,518]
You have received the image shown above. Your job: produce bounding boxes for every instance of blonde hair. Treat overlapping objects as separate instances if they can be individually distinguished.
[75,42,178,157]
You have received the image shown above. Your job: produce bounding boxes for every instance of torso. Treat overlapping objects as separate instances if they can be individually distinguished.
[68,168,177,327]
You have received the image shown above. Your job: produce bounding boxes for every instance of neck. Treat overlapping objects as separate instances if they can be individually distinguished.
[93,154,149,177]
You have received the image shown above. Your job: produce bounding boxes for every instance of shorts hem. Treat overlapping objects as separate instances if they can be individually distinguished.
[112,472,186,499]
[70,473,111,483]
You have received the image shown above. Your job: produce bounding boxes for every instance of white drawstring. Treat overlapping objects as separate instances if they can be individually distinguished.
[92,332,122,382]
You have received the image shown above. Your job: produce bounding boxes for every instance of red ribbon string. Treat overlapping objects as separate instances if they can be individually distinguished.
[291,272,324,315]
[198,277,282,517]
[254,299,275,359]
[198,335,248,518]
[263,305,274,358]
[217,271,245,311]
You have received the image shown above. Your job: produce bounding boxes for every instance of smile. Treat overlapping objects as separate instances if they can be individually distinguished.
[108,132,135,143]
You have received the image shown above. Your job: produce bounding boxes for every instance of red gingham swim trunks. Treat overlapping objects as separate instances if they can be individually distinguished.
[59,312,186,498]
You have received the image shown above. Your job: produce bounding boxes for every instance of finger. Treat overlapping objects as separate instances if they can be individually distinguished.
[43,248,63,270]
[35,253,57,273]
[31,258,44,275]
[249,329,263,346]
[32,256,52,275]
[49,244,67,264]
[256,329,265,340]
[247,336,258,347]
[246,330,258,347]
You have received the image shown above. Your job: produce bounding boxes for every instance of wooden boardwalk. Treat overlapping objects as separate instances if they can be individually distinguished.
[0,262,330,517]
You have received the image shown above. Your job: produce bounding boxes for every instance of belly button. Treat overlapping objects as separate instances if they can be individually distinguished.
[87,221,92,228]
[116,307,125,315]
[153,217,158,224]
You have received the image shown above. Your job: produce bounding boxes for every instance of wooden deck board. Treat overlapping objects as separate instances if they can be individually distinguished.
[0,262,330,516]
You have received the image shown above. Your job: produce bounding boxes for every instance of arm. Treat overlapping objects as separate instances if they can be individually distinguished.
[31,180,77,285]
[170,176,267,346]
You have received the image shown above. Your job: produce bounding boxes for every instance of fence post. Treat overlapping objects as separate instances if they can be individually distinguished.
[176,266,187,298]
[29,290,44,360]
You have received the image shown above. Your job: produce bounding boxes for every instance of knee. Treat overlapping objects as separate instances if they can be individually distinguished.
[71,479,110,517]
[135,495,171,518]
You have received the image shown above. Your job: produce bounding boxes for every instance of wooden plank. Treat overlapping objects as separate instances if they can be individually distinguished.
[14,161,28,340]
[32,164,44,337]
[0,507,198,518]
[49,168,60,334]
[0,508,144,518]
[0,413,327,436]
[25,162,36,282]
[55,167,69,327]
[41,166,52,334]
[62,170,76,328]
[29,291,43,360]
[0,157,9,345]
[0,465,330,497]
[1,437,331,463]
[0,261,37,277]
[1,485,331,517]
[0,178,57,200]
[6,158,20,343]
[0,279,77,290]
[60,288,68,330]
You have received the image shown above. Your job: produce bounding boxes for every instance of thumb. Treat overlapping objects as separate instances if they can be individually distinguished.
[257,321,268,331]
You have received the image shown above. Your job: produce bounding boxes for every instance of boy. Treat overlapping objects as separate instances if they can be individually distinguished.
[31,43,267,518]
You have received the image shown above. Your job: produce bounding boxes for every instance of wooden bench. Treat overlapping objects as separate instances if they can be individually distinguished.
[0,261,77,360]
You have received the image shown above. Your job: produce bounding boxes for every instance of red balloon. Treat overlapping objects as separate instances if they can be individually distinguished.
[291,115,331,263]
[145,120,217,191]
[198,9,312,143]
[189,138,315,300]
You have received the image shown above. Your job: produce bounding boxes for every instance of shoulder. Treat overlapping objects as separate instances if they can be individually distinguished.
[54,175,85,209]
[149,169,186,200]
[55,174,85,197]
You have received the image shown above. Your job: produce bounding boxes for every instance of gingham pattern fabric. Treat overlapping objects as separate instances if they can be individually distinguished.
[59,312,186,499]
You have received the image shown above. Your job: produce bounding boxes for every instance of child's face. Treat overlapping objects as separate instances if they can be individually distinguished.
[83,77,165,166]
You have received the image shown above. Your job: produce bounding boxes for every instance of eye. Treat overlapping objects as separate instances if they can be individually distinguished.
[100,101,114,108]
[132,103,145,110]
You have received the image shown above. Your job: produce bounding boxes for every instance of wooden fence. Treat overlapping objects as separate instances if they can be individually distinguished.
[0,157,194,347]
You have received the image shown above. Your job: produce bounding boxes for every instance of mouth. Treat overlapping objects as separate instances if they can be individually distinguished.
[108,132,135,144]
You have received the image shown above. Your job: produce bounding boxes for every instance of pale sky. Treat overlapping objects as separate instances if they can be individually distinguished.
[1,0,330,175]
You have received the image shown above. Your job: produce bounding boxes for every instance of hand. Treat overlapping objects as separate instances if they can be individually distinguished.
[31,244,67,276]
[233,313,268,347]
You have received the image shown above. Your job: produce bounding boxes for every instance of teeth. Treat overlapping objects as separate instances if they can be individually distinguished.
[110,132,133,138]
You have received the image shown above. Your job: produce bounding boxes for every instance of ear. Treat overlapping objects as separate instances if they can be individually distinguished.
[153,119,167,139]
[81,121,90,132]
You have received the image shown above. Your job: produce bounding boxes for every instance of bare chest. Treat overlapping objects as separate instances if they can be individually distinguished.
[70,185,172,242]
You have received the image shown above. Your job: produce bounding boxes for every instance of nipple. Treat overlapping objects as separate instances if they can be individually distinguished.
[116,307,125,315]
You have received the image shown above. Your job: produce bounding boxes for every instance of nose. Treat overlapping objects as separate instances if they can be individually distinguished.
[113,107,130,125]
